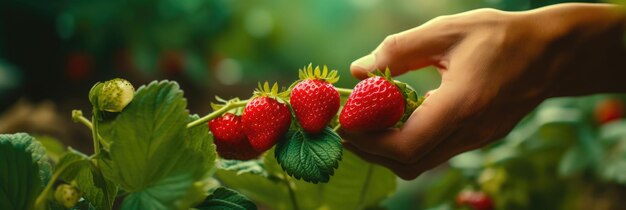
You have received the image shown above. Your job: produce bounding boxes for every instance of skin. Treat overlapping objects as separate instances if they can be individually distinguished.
[341,3,626,180]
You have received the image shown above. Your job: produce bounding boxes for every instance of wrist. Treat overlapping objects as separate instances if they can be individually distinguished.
[525,3,626,97]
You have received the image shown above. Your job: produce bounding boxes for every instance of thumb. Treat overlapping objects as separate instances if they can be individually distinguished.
[350,22,457,79]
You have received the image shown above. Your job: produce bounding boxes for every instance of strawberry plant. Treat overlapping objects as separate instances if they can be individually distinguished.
[0,64,420,210]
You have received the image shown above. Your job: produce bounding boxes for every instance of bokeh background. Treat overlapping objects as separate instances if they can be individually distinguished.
[2,0,626,210]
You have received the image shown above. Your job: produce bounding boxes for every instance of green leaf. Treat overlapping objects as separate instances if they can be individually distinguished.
[218,159,268,177]
[96,81,215,210]
[0,133,52,210]
[194,187,257,210]
[216,152,323,210]
[322,151,396,210]
[275,127,343,183]
[557,146,589,177]
[33,135,66,163]
[57,149,117,210]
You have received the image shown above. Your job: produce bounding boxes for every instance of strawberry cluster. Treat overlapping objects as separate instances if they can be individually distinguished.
[208,64,422,160]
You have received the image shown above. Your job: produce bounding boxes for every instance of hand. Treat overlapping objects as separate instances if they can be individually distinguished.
[341,3,626,180]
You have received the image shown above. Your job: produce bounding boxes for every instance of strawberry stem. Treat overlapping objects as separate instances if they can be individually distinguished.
[71,109,111,153]
[335,87,353,96]
[34,159,83,209]
[187,99,250,128]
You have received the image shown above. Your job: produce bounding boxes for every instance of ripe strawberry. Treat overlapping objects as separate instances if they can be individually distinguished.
[290,64,340,134]
[340,69,419,132]
[595,99,624,125]
[456,190,494,210]
[242,82,292,152]
[209,113,260,160]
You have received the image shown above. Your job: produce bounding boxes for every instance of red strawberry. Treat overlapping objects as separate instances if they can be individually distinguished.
[456,190,494,210]
[290,65,340,134]
[209,113,260,160]
[595,99,624,125]
[340,75,405,132]
[242,82,292,152]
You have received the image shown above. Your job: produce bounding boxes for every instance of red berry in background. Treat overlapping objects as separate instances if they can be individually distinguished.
[595,99,624,125]
[65,52,93,81]
[243,95,292,152]
[456,190,494,210]
[340,76,405,132]
[290,65,340,134]
[209,113,261,160]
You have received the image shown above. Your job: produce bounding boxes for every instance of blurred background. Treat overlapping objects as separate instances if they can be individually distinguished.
[2,0,625,210]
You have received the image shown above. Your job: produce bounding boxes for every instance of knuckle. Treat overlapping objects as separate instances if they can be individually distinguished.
[379,34,401,57]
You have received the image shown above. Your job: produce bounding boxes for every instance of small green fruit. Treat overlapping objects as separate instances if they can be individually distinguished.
[54,184,80,208]
[89,78,135,112]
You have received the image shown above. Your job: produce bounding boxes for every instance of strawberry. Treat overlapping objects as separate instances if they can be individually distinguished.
[290,64,340,134]
[456,190,494,210]
[242,82,292,152]
[209,113,260,160]
[340,69,420,132]
[595,99,624,125]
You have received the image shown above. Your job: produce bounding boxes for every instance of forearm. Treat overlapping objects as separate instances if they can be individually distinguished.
[524,3,626,97]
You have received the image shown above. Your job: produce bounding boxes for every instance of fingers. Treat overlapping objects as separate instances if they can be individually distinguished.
[350,19,460,79]
[340,84,470,164]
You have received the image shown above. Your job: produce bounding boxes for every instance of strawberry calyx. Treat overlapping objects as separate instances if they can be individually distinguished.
[210,96,245,116]
[298,63,340,84]
[253,81,290,104]
[368,68,424,124]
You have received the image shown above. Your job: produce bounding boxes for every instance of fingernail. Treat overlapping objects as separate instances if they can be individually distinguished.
[351,54,376,72]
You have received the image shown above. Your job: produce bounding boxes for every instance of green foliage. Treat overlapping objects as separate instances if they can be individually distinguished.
[96,81,216,209]
[218,149,396,210]
[194,187,257,210]
[322,151,397,210]
[0,133,52,210]
[56,149,117,210]
[275,127,342,183]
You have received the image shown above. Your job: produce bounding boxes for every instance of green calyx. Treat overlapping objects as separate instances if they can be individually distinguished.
[253,81,290,103]
[89,78,135,112]
[368,68,423,124]
[298,63,339,84]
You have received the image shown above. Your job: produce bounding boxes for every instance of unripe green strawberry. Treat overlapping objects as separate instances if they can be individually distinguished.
[89,78,135,112]
[242,82,292,152]
[290,65,340,134]
[340,69,419,132]
[54,184,80,209]
[209,113,261,160]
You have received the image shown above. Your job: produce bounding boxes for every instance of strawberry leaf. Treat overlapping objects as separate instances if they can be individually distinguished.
[322,151,396,209]
[96,81,215,210]
[0,133,52,210]
[194,187,257,210]
[274,127,342,183]
[218,159,268,177]
[57,149,117,210]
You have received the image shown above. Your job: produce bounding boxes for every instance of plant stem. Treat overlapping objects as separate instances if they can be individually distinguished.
[186,100,249,128]
[74,114,93,130]
[34,159,82,209]
[91,114,101,156]
[335,87,353,96]
[283,175,300,210]
[356,163,374,209]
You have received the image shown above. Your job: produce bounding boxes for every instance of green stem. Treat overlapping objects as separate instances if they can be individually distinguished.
[91,114,101,156]
[283,175,300,210]
[34,159,82,209]
[74,114,93,130]
[333,124,341,132]
[335,87,353,96]
[356,164,374,209]
[186,100,249,128]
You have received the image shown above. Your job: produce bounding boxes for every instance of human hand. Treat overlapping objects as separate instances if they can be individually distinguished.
[341,3,626,180]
